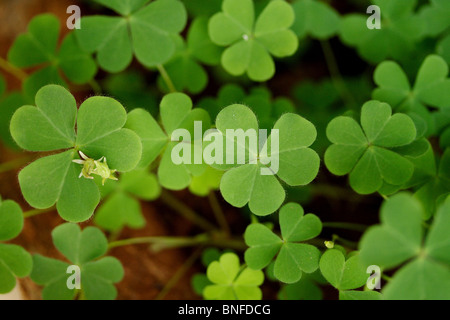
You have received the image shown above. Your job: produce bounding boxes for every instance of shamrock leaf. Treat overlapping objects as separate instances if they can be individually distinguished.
[291,0,340,39]
[278,274,323,300]
[124,93,211,190]
[30,223,124,300]
[325,101,417,195]
[95,168,161,232]
[413,148,450,218]
[319,250,368,291]
[204,252,264,300]
[419,0,450,37]
[8,14,97,99]
[76,0,187,72]
[158,17,223,94]
[215,104,319,216]
[339,0,424,64]
[245,203,322,283]
[0,75,27,149]
[359,193,450,300]
[373,55,450,136]
[10,85,142,222]
[0,198,32,294]
[208,0,298,81]
[183,0,222,17]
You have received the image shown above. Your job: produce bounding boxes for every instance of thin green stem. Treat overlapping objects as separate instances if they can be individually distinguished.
[108,233,247,252]
[155,247,202,300]
[332,234,358,249]
[320,40,357,110]
[208,191,230,235]
[23,206,55,218]
[88,79,102,95]
[0,156,33,174]
[0,56,27,81]
[323,222,368,233]
[160,190,217,232]
[156,64,177,93]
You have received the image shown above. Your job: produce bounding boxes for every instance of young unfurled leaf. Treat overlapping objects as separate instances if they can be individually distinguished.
[208,0,298,81]
[325,101,417,195]
[125,93,211,190]
[10,85,142,222]
[76,0,187,72]
[95,168,161,231]
[30,223,124,300]
[339,0,424,64]
[0,198,32,294]
[359,193,450,300]
[8,14,97,99]
[245,203,322,283]
[204,252,264,300]
[291,0,340,39]
[373,55,450,136]
[216,104,319,216]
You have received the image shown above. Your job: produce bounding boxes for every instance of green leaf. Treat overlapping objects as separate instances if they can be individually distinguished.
[204,252,264,300]
[31,224,123,300]
[325,101,416,195]
[291,0,340,39]
[11,85,77,151]
[30,254,74,300]
[11,85,141,222]
[8,14,97,95]
[93,0,150,15]
[76,0,187,71]
[319,250,368,291]
[359,193,450,299]
[245,203,321,283]
[373,55,450,136]
[216,104,318,215]
[0,199,24,241]
[339,290,383,300]
[0,244,32,294]
[209,0,298,81]
[52,223,108,265]
[339,1,424,64]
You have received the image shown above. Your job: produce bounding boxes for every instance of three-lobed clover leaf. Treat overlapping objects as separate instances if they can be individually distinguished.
[10,85,142,222]
[291,0,340,40]
[188,166,223,197]
[319,249,382,300]
[0,197,32,294]
[204,252,264,300]
[124,93,211,190]
[8,14,97,99]
[95,168,161,232]
[215,104,319,216]
[30,223,124,300]
[339,0,424,64]
[158,17,223,94]
[325,101,417,195]
[373,55,450,136]
[359,193,450,300]
[244,203,322,283]
[413,148,450,218]
[208,0,298,81]
[75,0,187,72]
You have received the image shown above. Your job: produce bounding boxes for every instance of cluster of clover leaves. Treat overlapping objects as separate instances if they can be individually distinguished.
[0,0,448,301]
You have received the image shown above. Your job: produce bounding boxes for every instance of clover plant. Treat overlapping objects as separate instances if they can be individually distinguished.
[0,0,449,302]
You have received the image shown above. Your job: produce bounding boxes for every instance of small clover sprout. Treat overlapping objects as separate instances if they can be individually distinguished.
[73,151,118,185]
